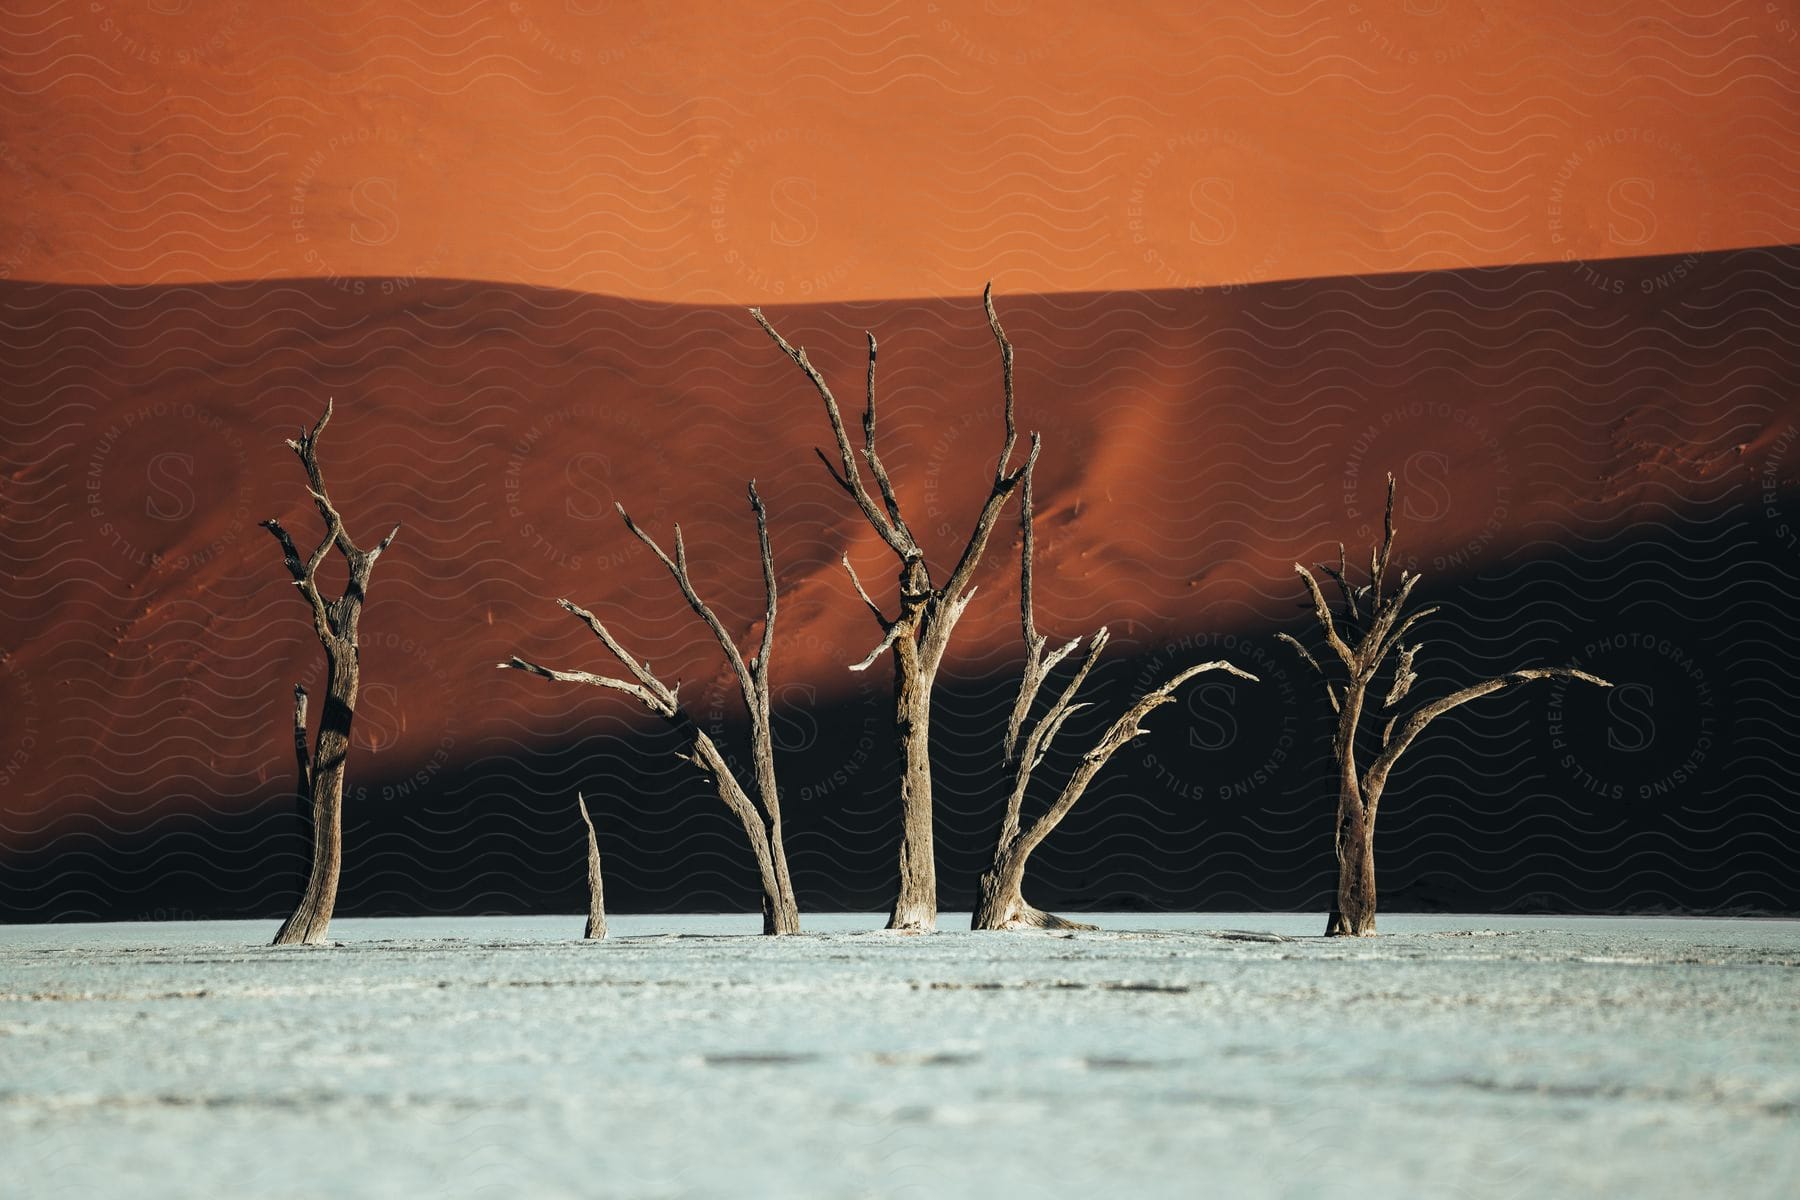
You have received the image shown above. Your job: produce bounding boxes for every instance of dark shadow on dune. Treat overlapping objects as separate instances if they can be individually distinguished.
[6,505,1798,924]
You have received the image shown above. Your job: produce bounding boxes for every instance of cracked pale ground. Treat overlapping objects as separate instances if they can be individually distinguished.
[2,914,1796,1198]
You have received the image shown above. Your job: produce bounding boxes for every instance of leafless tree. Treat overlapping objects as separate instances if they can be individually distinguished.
[576,792,605,939]
[1279,474,1613,937]
[261,401,399,946]
[750,285,1033,932]
[502,485,799,935]
[972,458,1257,930]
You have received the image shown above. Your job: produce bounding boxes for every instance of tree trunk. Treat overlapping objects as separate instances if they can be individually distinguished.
[761,882,801,936]
[273,650,356,946]
[1325,799,1377,937]
[971,846,1095,931]
[887,635,937,932]
[576,792,606,940]
[729,789,799,936]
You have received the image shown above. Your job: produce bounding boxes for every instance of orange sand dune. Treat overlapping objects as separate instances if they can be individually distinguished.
[1,1,1795,299]
[3,2,1799,919]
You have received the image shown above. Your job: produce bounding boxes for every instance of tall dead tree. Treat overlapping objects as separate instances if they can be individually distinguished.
[262,401,399,946]
[1280,474,1612,937]
[502,484,799,935]
[973,457,1257,930]
[750,285,1033,932]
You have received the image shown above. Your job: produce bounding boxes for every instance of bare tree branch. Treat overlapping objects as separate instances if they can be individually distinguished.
[982,281,1020,482]
[1295,563,1355,668]
[1320,542,1360,630]
[750,307,915,560]
[1358,572,1421,679]
[615,504,758,715]
[940,433,1038,616]
[1375,602,1438,664]
[842,554,889,627]
[860,332,911,539]
[749,480,777,685]
[1383,642,1422,709]
[1004,453,1081,762]
[1372,472,1396,606]
[499,655,675,716]
[1004,658,1260,876]
[999,625,1110,848]
[849,621,906,672]
[1364,667,1612,803]
[1276,631,1322,677]
[550,599,678,711]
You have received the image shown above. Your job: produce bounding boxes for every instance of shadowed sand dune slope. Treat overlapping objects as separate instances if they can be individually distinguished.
[2,247,1798,920]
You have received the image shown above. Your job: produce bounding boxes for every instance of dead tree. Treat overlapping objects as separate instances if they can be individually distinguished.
[502,484,799,935]
[750,285,1033,932]
[972,457,1257,930]
[261,401,399,946]
[576,792,605,939]
[1279,474,1612,937]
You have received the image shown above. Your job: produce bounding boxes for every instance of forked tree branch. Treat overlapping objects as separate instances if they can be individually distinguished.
[1009,656,1258,862]
[615,503,757,711]
[549,599,679,711]
[1357,570,1420,680]
[939,433,1038,618]
[1294,563,1356,669]
[260,400,400,647]
[1363,667,1613,803]
[1004,453,1082,763]
[749,308,916,561]
[501,654,675,717]
[999,625,1108,847]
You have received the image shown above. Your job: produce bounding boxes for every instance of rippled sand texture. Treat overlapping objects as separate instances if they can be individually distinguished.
[2,915,1797,1199]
